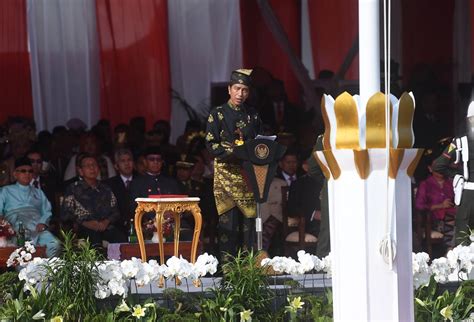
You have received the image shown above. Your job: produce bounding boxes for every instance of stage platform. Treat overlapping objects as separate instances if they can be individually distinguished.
[129,273,332,296]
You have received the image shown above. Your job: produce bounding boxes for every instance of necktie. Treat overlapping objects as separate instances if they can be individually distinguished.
[33,180,39,189]
[289,176,296,185]
[125,179,131,189]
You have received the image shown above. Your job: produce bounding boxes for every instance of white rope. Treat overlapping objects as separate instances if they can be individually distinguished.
[379,0,396,269]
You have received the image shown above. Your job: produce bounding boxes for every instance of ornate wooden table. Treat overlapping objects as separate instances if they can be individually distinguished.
[134,197,202,265]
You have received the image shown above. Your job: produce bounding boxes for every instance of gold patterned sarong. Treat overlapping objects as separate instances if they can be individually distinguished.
[213,160,256,218]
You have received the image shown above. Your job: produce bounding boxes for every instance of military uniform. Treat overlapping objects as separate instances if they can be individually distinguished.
[205,69,262,257]
[433,138,474,244]
[308,134,330,258]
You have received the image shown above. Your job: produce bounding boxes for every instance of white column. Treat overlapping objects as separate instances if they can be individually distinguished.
[325,1,416,320]
[358,0,380,108]
[326,149,416,321]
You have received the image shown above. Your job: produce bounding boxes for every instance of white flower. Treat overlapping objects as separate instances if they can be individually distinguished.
[94,284,110,299]
[114,299,131,313]
[166,256,193,279]
[131,305,146,318]
[261,258,271,266]
[285,296,305,314]
[192,253,218,279]
[413,252,431,289]
[120,258,141,278]
[321,253,332,276]
[240,309,253,321]
[135,262,155,286]
[297,250,315,272]
[25,241,36,253]
[430,257,451,283]
[440,304,453,321]
[108,278,128,297]
[32,310,45,320]
[17,257,48,290]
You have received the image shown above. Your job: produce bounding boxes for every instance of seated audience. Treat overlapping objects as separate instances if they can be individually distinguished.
[276,148,300,187]
[61,153,126,247]
[287,158,324,238]
[104,148,136,234]
[63,132,116,181]
[261,177,287,254]
[129,146,181,202]
[129,146,182,240]
[27,149,59,214]
[0,157,60,257]
[415,155,456,247]
[175,156,205,196]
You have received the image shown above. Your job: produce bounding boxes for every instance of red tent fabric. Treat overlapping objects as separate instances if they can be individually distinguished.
[308,0,359,80]
[240,0,301,104]
[96,0,172,129]
[401,0,454,86]
[0,0,33,123]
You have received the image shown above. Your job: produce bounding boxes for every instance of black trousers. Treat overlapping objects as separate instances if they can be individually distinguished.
[78,225,127,248]
[218,207,255,261]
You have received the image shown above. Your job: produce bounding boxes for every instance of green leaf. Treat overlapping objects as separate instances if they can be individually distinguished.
[415,298,427,307]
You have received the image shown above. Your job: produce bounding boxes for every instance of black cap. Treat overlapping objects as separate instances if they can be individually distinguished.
[15,157,32,169]
[176,155,196,169]
[142,146,162,157]
[230,69,253,87]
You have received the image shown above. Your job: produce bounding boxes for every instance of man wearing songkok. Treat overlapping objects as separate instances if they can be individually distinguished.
[433,102,474,245]
[129,146,182,203]
[205,69,262,258]
[0,157,60,256]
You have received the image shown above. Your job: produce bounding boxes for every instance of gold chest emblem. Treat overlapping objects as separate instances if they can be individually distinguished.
[254,144,269,160]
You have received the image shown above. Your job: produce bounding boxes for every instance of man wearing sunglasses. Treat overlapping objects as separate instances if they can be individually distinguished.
[27,149,59,217]
[130,146,181,210]
[0,157,60,257]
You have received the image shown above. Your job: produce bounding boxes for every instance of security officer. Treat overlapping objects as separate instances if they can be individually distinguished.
[433,102,474,245]
[129,146,181,209]
[205,69,262,259]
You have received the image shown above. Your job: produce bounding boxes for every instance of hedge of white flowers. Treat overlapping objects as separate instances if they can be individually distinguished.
[15,253,218,299]
[10,240,474,300]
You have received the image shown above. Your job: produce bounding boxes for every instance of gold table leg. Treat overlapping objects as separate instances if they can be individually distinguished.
[134,209,146,262]
[190,204,202,263]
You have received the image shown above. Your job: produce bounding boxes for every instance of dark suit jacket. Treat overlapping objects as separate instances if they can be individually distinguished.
[104,175,134,229]
[259,100,298,134]
[37,175,59,211]
[275,169,301,186]
[130,173,182,197]
[129,173,182,214]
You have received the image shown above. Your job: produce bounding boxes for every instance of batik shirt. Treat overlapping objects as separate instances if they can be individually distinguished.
[205,100,262,217]
[61,179,120,223]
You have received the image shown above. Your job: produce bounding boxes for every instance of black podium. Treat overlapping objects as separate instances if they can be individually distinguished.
[234,138,286,250]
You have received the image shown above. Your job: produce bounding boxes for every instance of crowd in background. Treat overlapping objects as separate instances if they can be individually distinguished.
[0,64,462,259]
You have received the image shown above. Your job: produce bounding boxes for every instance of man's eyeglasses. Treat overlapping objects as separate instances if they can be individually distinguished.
[146,157,163,162]
[16,169,34,174]
[29,159,42,164]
